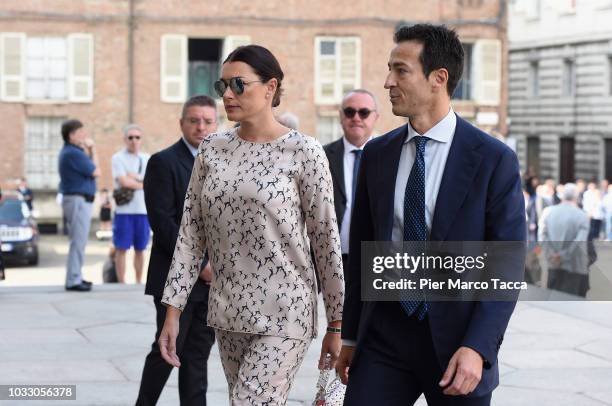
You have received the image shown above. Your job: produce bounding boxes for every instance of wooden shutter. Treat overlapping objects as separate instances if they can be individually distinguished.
[68,33,93,102]
[473,39,501,106]
[315,37,337,104]
[222,36,251,61]
[339,37,361,97]
[0,32,25,101]
[160,34,187,103]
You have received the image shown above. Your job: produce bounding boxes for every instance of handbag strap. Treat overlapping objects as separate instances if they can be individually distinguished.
[138,156,143,175]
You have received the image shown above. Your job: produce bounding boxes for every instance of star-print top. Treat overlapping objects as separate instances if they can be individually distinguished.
[162,127,344,339]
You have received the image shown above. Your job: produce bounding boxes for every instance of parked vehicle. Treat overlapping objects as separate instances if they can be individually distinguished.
[0,194,39,265]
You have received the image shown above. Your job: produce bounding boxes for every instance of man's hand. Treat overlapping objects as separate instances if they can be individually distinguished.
[199,262,212,285]
[335,345,355,385]
[439,346,483,396]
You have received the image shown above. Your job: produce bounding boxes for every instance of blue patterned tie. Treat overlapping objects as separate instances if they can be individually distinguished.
[401,136,430,320]
[351,149,363,202]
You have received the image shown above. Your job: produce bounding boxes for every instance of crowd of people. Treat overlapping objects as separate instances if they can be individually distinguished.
[523,171,606,297]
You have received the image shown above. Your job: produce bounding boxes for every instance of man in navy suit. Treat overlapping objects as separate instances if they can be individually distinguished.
[136,95,217,406]
[336,24,525,405]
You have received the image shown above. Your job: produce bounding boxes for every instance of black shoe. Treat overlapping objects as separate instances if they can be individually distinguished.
[82,280,93,286]
[65,282,92,292]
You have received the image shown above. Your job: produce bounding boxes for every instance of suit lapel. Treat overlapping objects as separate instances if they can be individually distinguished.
[176,139,195,175]
[379,125,408,241]
[430,116,483,241]
[328,139,346,201]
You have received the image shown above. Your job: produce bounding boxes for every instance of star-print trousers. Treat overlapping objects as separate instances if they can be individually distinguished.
[215,329,312,405]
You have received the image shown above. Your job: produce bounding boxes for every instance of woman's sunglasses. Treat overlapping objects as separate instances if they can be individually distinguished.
[214,77,263,97]
[343,107,375,119]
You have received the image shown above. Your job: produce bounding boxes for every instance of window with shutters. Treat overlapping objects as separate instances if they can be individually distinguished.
[472,39,502,106]
[25,116,66,190]
[26,37,67,100]
[453,43,473,100]
[316,114,342,145]
[315,36,361,105]
[188,39,222,98]
[0,33,93,103]
[161,35,250,103]
[562,59,576,97]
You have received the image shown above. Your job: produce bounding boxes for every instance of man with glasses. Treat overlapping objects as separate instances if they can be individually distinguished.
[136,95,216,406]
[111,124,150,284]
[324,89,379,274]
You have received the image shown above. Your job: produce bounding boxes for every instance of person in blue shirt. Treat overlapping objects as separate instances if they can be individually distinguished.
[58,119,100,291]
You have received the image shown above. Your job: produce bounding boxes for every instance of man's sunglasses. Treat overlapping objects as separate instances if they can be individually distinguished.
[214,77,262,97]
[343,107,375,119]
[127,135,141,141]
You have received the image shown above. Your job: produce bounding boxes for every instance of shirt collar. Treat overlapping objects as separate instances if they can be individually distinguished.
[404,108,456,145]
[182,137,199,157]
[343,135,372,153]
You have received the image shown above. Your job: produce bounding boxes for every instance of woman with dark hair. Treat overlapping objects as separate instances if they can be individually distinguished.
[158,45,344,404]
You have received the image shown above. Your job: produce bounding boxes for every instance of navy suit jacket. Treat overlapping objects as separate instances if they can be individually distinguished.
[342,115,526,397]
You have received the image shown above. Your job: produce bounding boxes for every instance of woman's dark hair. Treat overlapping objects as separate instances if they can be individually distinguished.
[394,24,464,97]
[224,45,284,107]
[61,119,84,143]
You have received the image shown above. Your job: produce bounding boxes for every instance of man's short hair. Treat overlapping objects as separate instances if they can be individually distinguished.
[393,23,465,97]
[342,89,378,111]
[61,119,83,143]
[181,95,217,119]
[562,183,578,202]
[123,123,143,137]
[277,112,299,130]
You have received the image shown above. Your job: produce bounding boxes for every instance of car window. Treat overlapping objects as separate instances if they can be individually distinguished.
[0,200,26,222]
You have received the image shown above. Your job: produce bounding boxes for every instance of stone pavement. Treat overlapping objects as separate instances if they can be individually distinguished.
[1,237,611,405]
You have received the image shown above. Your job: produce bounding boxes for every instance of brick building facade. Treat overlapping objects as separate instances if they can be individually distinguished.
[0,0,508,223]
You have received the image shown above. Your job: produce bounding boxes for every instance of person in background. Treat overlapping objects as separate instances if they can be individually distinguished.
[602,184,612,240]
[276,111,300,130]
[539,183,590,297]
[324,89,379,274]
[575,179,586,208]
[111,124,150,284]
[583,182,604,241]
[58,119,100,292]
[97,188,112,240]
[17,178,34,211]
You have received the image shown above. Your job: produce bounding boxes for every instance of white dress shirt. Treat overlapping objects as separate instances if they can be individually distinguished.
[341,136,372,254]
[343,111,455,347]
[391,109,456,242]
[182,137,199,157]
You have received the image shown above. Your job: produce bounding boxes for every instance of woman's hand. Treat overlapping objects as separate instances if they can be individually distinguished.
[159,306,182,367]
[319,327,342,370]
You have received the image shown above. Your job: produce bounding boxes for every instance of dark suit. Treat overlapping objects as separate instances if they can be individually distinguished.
[324,138,347,230]
[324,139,349,272]
[136,140,214,406]
[343,116,526,405]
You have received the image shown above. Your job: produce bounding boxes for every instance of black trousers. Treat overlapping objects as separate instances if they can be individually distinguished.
[344,302,492,406]
[135,297,215,406]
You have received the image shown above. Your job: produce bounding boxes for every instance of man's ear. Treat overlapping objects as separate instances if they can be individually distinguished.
[430,68,449,93]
